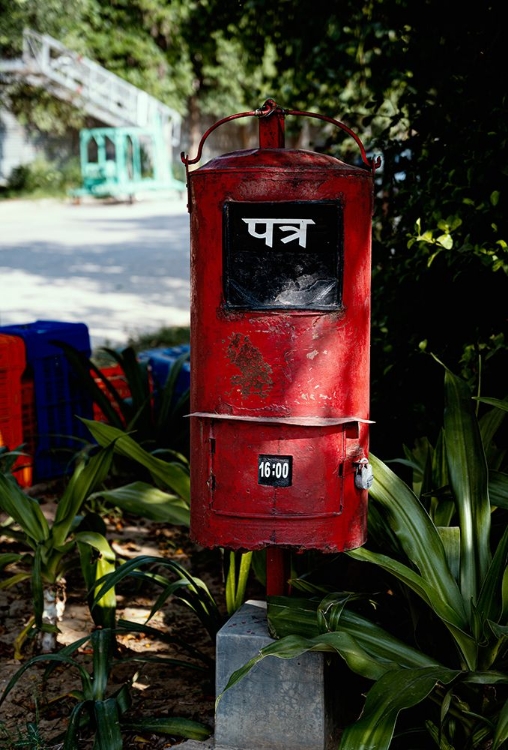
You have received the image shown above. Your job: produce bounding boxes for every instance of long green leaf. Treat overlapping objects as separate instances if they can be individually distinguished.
[76,533,116,627]
[492,697,508,750]
[219,618,446,715]
[88,481,190,525]
[91,629,114,701]
[0,552,24,569]
[92,555,223,640]
[52,445,114,548]
[0,571,31,588]
[92,555,193,604]
[489,471,508,509]
[94,698,123,750]
[217,631,389,703]
[476,397,508,413]
[347,546,477,669]
[443,366,491,614]
[479,401,507,466]
[0,473,49,542]
[83,420,190,501]
[74,531,115,561]
[338,667,459,750]
[477,525,508,627]
[63,701,91,750]
[121,717,211,740]
[0,653,93,708]
[93,556,116,628]
[269,597,443,671]
[367,454,467,623]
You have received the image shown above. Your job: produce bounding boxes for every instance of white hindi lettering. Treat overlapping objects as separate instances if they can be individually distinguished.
[242,218,315,248]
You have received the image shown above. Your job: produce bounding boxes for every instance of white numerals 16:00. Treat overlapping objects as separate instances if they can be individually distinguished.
[260,461,289,479]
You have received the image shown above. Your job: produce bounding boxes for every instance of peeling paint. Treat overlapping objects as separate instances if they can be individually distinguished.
[227,333,273,398]
[307,349,319,360]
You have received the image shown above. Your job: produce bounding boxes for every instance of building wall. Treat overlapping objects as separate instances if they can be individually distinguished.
[0,108,37,185]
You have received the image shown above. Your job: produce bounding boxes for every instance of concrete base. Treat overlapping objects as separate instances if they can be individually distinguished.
[213,600,340,750]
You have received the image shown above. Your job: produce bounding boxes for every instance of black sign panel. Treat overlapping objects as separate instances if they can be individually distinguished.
[223,201,343,310]
[258,454,293,487]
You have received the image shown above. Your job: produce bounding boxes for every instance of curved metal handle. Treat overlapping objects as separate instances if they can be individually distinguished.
[181,99,380,173]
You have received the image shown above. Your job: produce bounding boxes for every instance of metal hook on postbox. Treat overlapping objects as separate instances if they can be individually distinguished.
[181,99,380,173]
[354,458,374,491]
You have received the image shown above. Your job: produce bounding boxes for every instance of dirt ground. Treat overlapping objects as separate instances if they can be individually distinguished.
[0,480,232,749]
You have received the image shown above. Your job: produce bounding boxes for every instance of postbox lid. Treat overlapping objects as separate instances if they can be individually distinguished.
[194,148,372,177]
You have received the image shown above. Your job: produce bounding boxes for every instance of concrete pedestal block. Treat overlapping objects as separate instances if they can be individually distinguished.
[214,600,340,750]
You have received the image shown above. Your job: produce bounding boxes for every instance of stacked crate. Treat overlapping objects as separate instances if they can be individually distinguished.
[137,344,190,407]
[92,363,132,422]
[0,320,94,484]
[0,334,33,487]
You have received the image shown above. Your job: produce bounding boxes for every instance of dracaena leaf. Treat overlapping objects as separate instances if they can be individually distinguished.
[493,697,508,750]
[338,666,459,750]
[94,698,123,750]
[91,629,115,701]
[365,454,467,624]
[443,365,491,614]
[0,653,93,709]
[0,473,49,543]
[348,546,478,669]
[88,481,190,525]
[52,444,115,547]
[63,701,91,750]
[121,717,211,740]
[82,420,190,501]
[477,525,508,626]
[489,471,508,509]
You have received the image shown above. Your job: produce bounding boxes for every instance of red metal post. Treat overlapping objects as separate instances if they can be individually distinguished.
[266,548,291,597]
[258,99,285,149]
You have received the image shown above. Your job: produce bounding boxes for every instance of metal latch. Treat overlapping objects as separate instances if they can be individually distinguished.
[354,458,374,490]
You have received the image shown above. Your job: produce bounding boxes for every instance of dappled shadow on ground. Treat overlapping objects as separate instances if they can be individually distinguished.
[0,197,191,348]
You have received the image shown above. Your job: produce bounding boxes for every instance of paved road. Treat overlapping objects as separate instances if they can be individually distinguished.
[0,193,190,350]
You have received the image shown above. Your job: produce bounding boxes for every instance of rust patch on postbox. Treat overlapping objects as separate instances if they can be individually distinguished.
[227,333,273,398]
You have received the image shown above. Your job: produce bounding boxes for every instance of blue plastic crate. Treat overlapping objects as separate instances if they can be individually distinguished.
[0,320,94,481]
[138,344,190,407]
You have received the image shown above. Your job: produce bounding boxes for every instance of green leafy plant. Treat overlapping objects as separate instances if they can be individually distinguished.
[0,628,212,748]
[0,714,50,749]
[4,156,80,198]
[219,364,508,749]
[92,554,224,645]
[0,417,194,654]
[0,444,29,480]
[0,445,117,654]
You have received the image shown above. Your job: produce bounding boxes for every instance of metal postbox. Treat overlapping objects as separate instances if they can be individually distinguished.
[182,99,378,554]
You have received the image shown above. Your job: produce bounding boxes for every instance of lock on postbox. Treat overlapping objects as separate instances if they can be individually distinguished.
[182,99,378,555]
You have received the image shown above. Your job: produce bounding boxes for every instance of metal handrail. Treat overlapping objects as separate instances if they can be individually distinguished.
[1,29,181,141]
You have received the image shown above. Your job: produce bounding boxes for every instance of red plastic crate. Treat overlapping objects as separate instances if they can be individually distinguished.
[19,378,36,487]
[92,364,131,422]
[0,334,33,487]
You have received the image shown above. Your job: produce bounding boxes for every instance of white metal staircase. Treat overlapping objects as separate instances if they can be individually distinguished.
[0,29,182,144]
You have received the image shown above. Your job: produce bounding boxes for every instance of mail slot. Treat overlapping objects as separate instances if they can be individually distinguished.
[182,99,377,552]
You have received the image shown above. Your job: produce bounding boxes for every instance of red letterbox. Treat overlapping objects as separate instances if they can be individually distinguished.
[182,100,377,554]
